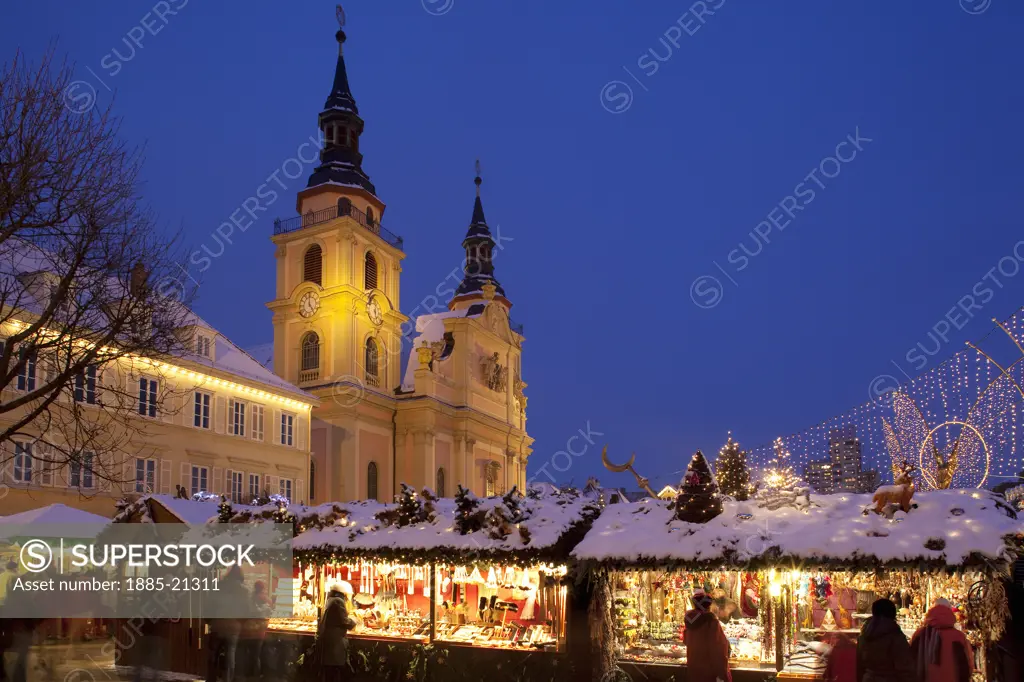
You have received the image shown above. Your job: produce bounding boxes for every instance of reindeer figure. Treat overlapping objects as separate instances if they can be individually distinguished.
[871,461,916,515]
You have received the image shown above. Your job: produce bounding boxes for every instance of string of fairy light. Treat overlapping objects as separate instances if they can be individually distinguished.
[639,307,1024,490]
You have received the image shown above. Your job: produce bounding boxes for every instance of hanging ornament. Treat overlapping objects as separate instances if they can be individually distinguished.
[454,566,469,583]
[503,566,516,587]
[486,567,498,589]
[469,566,485,585]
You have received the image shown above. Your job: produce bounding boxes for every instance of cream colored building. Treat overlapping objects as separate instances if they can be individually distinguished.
[0,316,316,517]
[264,19,532,504]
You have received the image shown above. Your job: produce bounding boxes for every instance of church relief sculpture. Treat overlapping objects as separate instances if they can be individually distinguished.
[481,352,508,392]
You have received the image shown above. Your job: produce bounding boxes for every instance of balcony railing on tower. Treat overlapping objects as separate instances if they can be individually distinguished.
[274,204,404,250]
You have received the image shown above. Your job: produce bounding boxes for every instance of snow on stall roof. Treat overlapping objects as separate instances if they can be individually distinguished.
[292,490,600,561]
[0,503,110,526]
[148,495,220,525]
[571,490,1021,568]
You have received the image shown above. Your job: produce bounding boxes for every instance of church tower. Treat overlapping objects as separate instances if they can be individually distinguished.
[269,8,530,505]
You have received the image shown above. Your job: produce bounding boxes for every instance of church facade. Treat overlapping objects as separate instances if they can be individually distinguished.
[267,18,532,504]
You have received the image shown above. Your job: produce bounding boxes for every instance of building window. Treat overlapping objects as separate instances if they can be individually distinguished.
[13,442,32,483]
[303,245,323,286]
[229,471,243,501]
[281,413,294,447]
[485,462,501,497]
[338,198,352,216]
[196,335,212,358]
[16,349,36,392]
[194,391,211,429]
[135,458,156,493]
[309,460,316,500]
[436,468,445,498]
[73,365,98,404]
[280,478,293,501]
[364,252,377,290]
[191,465,209,496]
[249,473,261,500]
[70,452,94,489]
[367,461,378,502]
[301,333,320,371]
[229,399,246,437]
[251,404,264,441]
[366,206,375,227]
[364,338,379,387]
[138,377,158,418]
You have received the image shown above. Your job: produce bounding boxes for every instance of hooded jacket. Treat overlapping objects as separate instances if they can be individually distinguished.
[909,605,973,682]
[683,610,732,682]
[857,616,915,682]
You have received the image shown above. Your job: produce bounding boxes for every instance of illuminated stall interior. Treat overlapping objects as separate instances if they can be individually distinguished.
[265,486,599,651]
[574,489,1020,680]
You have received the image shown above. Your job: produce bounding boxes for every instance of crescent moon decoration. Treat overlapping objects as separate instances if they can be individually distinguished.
[336,4,346,28]
[601,446,657,498]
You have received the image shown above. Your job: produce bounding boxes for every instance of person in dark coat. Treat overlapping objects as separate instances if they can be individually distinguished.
[682,590,732,682]
[207,567,250,682]
[317,586,356,682]
[856,598,914,682]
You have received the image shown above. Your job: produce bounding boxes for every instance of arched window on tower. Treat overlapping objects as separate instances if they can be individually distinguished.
[337,197,352,217]
[303,245,323,285]
[366,206,375,227]
[364,252,377,290]
[367,461,378,501]
[364,338,379,387]
[436,468,446,498]
[300,332,320,382]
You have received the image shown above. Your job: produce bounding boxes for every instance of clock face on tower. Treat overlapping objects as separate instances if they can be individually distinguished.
[299,291,320,318]
[367,297,383,326]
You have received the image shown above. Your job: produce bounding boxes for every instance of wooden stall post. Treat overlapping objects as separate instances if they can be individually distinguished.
[429,562,437,643]
[775,592,784,673]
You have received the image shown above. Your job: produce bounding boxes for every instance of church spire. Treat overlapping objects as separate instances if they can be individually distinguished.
[451,162,509,309]
[306,5,377,196]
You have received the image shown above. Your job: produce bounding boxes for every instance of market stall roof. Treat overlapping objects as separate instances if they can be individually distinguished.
[112,495,220,525]
[572,490,1022,570]
[0,503,110,526]
[290,489,602,566]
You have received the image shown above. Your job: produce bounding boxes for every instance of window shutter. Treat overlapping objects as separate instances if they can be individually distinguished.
[99,454,112,492]
[38,448,53,487]
[180,462,191,493]
[122,459,136,493]
[215,396,226,434]
[297,478,305,504]
[159,459,172,494]
[213,467,223,495]
[225,469,234,500]
[297,415,307,451]
[266,475,279,498]
[273,409,282,445]
[161,391,176,424]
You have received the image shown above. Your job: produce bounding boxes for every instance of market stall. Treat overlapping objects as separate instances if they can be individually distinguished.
[242,484,601,681]
[574,471,1021,682]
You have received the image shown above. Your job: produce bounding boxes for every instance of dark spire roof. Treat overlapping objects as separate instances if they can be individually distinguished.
[305,8,377,197]
[324,29,358,115]
[454,163,507,303]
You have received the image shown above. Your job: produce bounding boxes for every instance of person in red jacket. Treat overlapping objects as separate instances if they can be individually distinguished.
[824,633,857,682]
[683,590,732,682]
[909,599,974,682]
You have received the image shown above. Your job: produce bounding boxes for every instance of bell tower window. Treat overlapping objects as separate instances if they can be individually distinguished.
[365,206,375,227]
[364,252,377,290]
[303,245,323,285]
[364,338,379,387]
[338,198,352,217]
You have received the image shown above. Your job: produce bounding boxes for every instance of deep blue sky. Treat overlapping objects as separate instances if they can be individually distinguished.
[5,1,1024,491]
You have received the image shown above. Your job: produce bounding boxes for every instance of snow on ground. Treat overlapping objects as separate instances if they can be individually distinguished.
[572,490,1020,567]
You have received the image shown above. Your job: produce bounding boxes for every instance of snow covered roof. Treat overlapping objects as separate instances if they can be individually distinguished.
[291,489,601,565]
[0,238,313,405]
[0,503,110,526]
[572,490,1022,570]
[112,495,220,526]
[400,307,485,390]
[245,342,275,372]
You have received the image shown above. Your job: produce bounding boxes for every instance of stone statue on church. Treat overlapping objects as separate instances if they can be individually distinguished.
[482,352,508,392]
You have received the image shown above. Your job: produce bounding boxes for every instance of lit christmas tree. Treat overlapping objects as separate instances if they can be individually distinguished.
[674,450,724,523]
[716,433,751,501]
[755,437,811,510]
